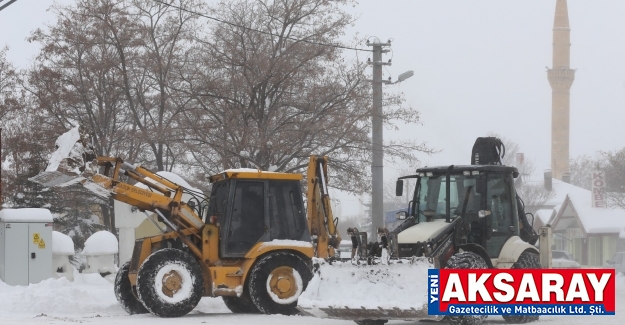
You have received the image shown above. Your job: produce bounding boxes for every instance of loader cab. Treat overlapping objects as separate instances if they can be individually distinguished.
[397,165,520,258]
[208,170,311,258]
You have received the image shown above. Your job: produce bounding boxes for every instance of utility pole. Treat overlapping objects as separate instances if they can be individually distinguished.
[0,128,3,210]
[367,40,414,238]
[367,40,391,238]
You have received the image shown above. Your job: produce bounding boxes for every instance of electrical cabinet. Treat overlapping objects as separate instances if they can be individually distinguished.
[0,208,53,286]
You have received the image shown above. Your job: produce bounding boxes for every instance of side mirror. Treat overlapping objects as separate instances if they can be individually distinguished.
[396,211,407,220]
[396,180,404,196]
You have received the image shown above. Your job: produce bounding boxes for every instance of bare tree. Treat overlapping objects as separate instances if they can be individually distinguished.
[181,0,431,193]
[568,154,605,191]
[383,167,418,211]
[603,148,625,210]
[0,47,22,122]
[488,133,553,211]
[27,0,133,158]
[115,0,203,171]
[487,132,535,175]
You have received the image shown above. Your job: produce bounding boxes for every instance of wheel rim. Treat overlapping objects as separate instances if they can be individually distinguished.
[266,266,302,304]
[162,270,183,297]
[154,263,194,303]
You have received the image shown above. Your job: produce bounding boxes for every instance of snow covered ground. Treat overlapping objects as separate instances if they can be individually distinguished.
[0,273,623,325]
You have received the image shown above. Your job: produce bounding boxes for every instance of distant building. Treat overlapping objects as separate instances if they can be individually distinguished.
[531,178,625,267]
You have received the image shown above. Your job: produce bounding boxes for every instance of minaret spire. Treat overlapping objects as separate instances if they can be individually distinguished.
[554,0,570,29]
[548,0,575,180]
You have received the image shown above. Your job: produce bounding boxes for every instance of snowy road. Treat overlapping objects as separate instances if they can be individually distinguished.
[1,305,623,325]
[0,273,623,325]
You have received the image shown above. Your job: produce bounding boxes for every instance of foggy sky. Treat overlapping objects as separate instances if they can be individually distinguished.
[2,0,625,213]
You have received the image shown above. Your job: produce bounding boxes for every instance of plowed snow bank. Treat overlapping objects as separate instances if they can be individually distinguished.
[298,259,432,310]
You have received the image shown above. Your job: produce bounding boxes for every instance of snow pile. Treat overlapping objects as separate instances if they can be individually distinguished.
[298,258,431,311]
[52,231,75,255]
[0,208,54,223]
[45,126,81,173]
[257,240,313,250]
[0,272,232,317]
[82,231,118,255]
[0,273,121,315]
[134,171,202,194]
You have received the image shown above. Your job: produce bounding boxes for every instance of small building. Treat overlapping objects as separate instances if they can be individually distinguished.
[530,178,625,267]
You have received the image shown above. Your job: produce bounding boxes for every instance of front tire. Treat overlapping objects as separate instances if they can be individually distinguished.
[223,289,260,313]
[114,262,148,315]
[445,251,488,325]
[502,251,541,324]
[136,248,204,317]
[248,252,313,315]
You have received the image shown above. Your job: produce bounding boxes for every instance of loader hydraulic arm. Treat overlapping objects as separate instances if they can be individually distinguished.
[89,157,206,258]
[306,156,341,259]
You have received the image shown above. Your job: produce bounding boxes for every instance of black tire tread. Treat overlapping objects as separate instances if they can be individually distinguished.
[354,319,388,325]
[445,251,488,325]
[114,262,148,315]
[502,251,541,324]
[222,291,260,314]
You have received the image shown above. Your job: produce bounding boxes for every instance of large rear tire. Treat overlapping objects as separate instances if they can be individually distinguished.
[136,248,204,318]
[502,251,541,324]
[445,251,488,325]
[114,262,148,315]
[222,290,260,313]
[248,252,313,315]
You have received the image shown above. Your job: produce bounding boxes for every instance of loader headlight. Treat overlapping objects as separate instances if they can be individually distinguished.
[426,172,433,177]
[472,171,480,175]
[463,171,470,176]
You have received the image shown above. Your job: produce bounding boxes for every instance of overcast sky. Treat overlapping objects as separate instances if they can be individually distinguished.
[2,0,625,214]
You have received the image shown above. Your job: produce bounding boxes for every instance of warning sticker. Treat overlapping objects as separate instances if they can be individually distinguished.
[38,239,46,249]
[33,233,41,244]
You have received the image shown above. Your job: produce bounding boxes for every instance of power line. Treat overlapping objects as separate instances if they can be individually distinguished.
[0,0,19,12]
[152,0,372,53]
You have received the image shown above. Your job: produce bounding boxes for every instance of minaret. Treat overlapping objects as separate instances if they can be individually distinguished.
[548,0,575,180]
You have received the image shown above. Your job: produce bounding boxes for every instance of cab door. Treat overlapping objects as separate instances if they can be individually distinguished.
[484,173,518,258]
[223,181,267,256]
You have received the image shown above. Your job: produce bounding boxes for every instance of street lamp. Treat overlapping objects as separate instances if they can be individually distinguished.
[396,70,414,83]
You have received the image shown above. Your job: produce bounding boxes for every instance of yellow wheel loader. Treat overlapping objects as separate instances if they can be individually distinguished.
[31,128,341,318]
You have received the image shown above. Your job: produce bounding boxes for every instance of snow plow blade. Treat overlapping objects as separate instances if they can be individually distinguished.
[297,258,439,321]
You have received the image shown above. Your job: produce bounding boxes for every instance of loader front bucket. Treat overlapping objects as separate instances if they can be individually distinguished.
[28,125,98,191]
[297,258,440,322]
